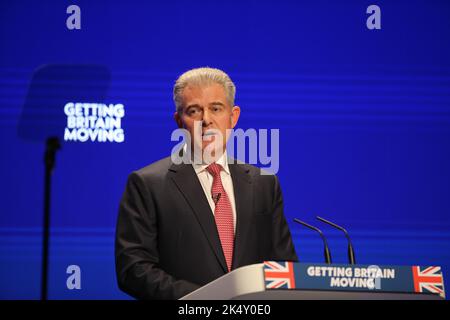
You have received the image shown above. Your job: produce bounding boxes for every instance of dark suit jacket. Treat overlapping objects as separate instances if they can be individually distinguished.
[115,156,298,300]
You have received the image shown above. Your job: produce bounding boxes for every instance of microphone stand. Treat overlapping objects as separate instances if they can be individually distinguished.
[316,216,356,264]
[41,137,61,300]
[294,218,332,264]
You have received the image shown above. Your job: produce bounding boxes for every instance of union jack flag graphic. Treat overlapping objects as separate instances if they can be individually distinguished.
[412,266,445,298]
[264,261,296,289]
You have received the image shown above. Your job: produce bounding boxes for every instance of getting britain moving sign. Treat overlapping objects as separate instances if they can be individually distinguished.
[63,102,125,143]
[264,261,445,298]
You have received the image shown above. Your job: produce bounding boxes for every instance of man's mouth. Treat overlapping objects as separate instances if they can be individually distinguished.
[202,130,217,137]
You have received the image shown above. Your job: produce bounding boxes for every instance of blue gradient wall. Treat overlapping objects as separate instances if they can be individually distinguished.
[1,0,449,299]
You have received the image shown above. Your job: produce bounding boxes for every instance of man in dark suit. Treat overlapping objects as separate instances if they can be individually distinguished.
[115,67,297,300]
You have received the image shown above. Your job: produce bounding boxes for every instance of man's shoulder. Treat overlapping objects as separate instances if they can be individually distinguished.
[231,160,258,175]
[229,159,278,183]
[133,156,174,179]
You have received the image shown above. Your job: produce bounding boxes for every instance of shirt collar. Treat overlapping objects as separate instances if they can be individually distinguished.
[185,144,230,175]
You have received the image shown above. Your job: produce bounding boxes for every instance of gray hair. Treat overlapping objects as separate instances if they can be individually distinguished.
[173,67,236,111]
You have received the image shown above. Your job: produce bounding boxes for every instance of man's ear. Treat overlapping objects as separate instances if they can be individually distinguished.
[174,111,183,128]
[231,106,241,128]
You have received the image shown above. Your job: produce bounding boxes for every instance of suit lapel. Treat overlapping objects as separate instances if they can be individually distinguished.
[228,162,253,270]
[169,162,228,273]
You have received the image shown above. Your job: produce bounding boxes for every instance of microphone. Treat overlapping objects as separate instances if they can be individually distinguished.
[212,193,221,205]
[294,218,332,264]
[316,216,356,265]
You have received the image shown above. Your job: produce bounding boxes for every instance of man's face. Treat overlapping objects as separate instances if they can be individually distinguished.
[174,83,240,157]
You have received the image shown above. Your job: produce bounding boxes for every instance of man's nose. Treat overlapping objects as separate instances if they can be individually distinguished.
[202,109,212,126]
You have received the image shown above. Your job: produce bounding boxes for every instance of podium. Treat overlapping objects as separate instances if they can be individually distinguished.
[181,263,445,300]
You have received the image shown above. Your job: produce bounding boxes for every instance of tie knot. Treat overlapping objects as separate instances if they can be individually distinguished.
[206,163,222,177]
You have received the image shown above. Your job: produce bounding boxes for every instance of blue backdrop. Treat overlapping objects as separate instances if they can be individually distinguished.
[1,0,449,299]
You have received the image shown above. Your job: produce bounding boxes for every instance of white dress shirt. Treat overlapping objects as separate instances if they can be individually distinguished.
[191,151,237,232]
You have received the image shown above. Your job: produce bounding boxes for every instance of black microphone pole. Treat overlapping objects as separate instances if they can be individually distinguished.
[316,216,356,264]
[41,137,61,300]
[294,218,332,264]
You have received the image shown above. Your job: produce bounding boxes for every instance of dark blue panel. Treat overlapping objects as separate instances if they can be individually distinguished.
[1,0,449,299]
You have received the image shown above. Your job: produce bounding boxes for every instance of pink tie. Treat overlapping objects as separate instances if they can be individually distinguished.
[206,163,234,272]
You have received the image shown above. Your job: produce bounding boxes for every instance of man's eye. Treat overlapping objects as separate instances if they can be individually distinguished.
[187,108,199,115]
